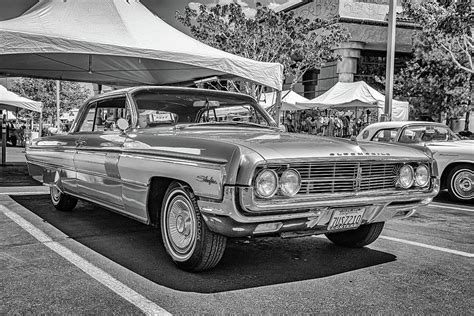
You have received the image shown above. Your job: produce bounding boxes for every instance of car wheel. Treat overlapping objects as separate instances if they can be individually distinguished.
[160,182,227,271]
[50,186,78,212]
[325,222,384,248]
[447,164,474,202]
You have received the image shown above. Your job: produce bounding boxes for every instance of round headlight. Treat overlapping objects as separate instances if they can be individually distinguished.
[280,169,302,197]
[398,164,414,189]
[255,169,278,198]
[415,164,430,187]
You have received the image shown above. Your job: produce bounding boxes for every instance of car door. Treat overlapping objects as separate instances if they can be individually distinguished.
[73,96,130,210]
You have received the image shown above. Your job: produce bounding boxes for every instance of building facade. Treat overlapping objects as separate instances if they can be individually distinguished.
[278,0,417,99]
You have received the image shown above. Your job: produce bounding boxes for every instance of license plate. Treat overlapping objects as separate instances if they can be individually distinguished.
[327,207,365,231]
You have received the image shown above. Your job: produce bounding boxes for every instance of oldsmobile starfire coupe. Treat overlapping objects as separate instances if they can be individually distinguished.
[357,121,473,203]
[27,87,439,271]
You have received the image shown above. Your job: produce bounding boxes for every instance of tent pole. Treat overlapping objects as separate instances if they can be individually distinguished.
[56,80,60,129]
[1,112,6,166]
[39,111,43,138]
[275,90,282,127]
[384,0,396,122]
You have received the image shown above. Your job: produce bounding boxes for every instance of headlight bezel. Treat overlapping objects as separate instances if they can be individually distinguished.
[254,169,279,199]
[398,164,415,189]
[414,164,430,187]
[279,168,302,197]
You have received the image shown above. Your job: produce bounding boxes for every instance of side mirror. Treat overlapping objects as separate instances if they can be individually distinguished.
[116,118,129,132]
[278,125,287,132]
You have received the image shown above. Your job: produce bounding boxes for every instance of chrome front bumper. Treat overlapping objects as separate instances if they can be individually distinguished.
[198,178,439,238]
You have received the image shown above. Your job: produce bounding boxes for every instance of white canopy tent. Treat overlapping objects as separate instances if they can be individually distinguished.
[297,81,409,121]
[0,85,43,113]
[0,0,283,90]
[3,111,17,120]
[0,84,43,165]
[259,90,310,111]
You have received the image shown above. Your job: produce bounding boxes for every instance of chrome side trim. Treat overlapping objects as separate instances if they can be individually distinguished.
[27,147,77,153]
[121,150,228,165]
[27,160,148,188]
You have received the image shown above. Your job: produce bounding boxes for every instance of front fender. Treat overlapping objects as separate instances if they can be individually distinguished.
[119,152,227,201]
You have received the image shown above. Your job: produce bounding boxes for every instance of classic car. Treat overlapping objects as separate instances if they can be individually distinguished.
[27,87,439,271]
[357,121,473,203]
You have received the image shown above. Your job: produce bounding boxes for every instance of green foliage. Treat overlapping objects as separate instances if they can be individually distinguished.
[394,0,472,121]
[394,55,470,120]
[8,78,91,122]
[176,3,349,96]
[402,0,472,74]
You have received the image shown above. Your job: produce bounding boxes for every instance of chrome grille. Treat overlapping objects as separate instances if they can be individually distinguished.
[283,162,399,195]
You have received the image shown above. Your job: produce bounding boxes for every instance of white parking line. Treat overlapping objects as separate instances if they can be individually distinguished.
[0,186,49,195]
[0,205,171,316]
[313,234,473,258]
[428,203,474,213]
[0,191,49,195]
[380,236,474,258]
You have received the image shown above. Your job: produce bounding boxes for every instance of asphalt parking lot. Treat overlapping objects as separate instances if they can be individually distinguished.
[1,185,472,314]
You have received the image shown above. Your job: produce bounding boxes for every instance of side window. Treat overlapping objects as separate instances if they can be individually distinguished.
[77,97,129,133]
[371,129,398,142]
[78,102,97,132]
[431,126,450,141]
[399,126,424,144]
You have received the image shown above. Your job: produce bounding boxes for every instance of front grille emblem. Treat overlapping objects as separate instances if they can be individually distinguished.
[354,165,363,191]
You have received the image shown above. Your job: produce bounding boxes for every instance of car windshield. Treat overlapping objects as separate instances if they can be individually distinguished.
[132,89,275,129]
[398,125,460,144]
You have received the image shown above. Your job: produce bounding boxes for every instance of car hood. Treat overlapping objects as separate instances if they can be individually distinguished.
[169,127,429,161]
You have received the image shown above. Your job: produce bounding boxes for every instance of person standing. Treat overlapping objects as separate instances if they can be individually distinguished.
[327,115,335,137]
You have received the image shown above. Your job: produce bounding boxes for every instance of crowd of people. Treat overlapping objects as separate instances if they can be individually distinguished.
[283,109,378,137]
[1,121,27,147]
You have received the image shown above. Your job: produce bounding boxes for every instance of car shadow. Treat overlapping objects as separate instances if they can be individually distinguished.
[12,195,397,293]
[434,191,474,206]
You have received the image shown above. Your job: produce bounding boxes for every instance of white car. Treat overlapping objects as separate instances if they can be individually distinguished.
[358,121,474,203]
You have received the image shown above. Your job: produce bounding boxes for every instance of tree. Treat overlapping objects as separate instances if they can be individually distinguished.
[403,0,473,74]
[176,3,349,98]
[394,54,471,124]
[392,0,472,128]
[8,78,91,123]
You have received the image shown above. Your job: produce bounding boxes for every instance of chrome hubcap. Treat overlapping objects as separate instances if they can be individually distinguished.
[453,169,474,199]
[166,194,196,258]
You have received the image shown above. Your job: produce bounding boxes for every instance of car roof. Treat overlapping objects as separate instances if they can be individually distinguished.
[365,121,448,130]
[87,86,257,103]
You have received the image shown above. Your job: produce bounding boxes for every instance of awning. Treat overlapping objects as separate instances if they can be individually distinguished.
[297,81,409,120]
[260,90,310,111]
[296,81,381,108]
[0,0,284,90]
[0,84,43,113]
